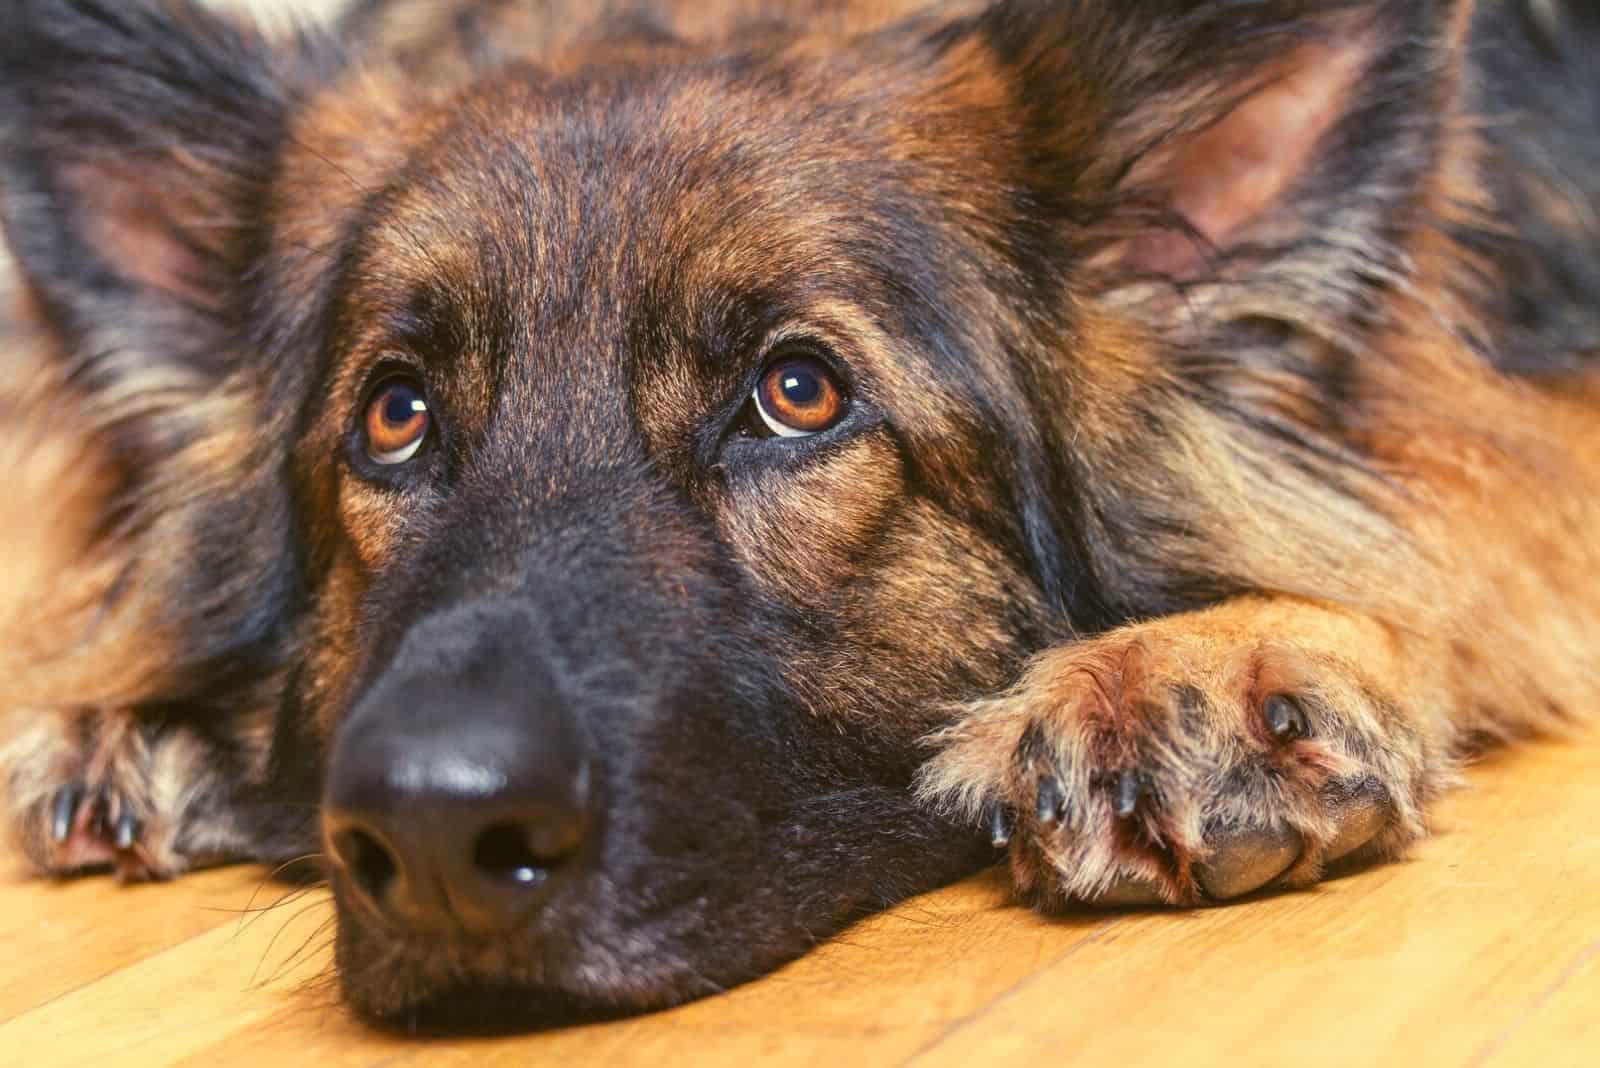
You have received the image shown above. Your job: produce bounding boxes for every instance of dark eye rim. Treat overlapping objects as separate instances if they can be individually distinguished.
[366,376,430,458]
[347,360,439,482]
[704,336,884,474]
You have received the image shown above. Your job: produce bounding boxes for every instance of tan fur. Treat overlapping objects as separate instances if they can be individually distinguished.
[2,0,1596,926]
[920,22,1600,902]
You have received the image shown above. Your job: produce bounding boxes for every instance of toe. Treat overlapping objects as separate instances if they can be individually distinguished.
[86,788,112,839]
[50,784,84,844]
[1195,822,1303,899]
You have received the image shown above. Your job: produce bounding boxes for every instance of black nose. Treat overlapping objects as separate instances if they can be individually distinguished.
[323,628,590,937]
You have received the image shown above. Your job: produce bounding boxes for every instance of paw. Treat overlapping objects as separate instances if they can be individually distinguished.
[3,709,196,880]
[918,627,1439,907]
[37,778,168,879]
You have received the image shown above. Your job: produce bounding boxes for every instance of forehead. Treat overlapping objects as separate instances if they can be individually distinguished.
[354,52,1008,336]
[310,43,1034,470]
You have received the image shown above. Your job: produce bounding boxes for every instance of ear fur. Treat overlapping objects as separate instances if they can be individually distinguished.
[975,0,1470,337]
[959,0,1475,622]
[1,1,309,333]
[0,0,331,709]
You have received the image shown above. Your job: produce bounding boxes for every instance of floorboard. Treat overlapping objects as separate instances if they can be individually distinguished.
[1,734,1594,1066]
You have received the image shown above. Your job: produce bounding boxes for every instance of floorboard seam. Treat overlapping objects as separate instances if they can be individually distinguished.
[0,915,240,1027]
[1465,935,1600,1067]
[894,919,1118,1066]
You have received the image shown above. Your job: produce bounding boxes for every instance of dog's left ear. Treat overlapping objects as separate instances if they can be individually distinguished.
[971,0,1470,332]
[0,1,326,707]
[940,1,1472,622]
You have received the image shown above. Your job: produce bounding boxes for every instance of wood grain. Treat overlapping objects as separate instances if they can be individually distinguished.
[2,735,1594,1067]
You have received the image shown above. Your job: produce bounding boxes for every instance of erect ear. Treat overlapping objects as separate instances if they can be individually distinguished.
[976,0,1470,330]
[1,0,309,350]
[0,1,326,708]
[921,2,1473,625]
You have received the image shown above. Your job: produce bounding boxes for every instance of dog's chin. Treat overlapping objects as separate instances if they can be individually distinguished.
[333,916,719,1033]
[341,975,652,1037]
[347,980,629,1036]
[329,882,787,1032]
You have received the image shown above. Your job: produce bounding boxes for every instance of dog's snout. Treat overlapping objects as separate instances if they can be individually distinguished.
[323,630,591,936]
[324,737,588,936]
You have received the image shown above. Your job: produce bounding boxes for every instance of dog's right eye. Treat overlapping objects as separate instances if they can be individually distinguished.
[363,376,431,465]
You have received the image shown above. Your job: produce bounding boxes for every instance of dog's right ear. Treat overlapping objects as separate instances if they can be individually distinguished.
[1,0,315,350]
[0,1,329,708]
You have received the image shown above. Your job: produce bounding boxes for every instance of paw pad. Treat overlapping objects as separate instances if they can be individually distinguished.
[1262,694,1309,742]
[1194,823,1302,899]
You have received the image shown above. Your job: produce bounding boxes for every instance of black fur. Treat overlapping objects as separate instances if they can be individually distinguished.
[1463,0,1600,371]
[3,0,1598,1032]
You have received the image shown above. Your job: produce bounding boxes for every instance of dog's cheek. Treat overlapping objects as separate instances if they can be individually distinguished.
[298,560,378,744]
[801,500,1048,725]
[717,438,1047,726]
[717,437,905,607]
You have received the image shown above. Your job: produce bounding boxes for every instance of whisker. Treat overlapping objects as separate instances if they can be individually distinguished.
[209,884,312,922]
[260,915,340,988]
[283,134,457,285]
[250,896,338,989]
[224,853,328,937]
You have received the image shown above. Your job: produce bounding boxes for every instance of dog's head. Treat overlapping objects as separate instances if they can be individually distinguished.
[1,0,1467,1028]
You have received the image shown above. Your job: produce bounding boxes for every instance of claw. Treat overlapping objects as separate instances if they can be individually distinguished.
[1263,694,1309,742]
[50,785,83,844]
[1114,770,1147,820]
[114,809,140,852]
[988,805,1013,848]
[1036,776,1062,825]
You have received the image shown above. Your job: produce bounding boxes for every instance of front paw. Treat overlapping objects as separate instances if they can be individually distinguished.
[3,709,198,880]
[918,627,1439,907]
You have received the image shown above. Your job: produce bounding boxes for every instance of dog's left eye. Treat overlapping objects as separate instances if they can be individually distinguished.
[750,352,847,438]
[363,376,431,465]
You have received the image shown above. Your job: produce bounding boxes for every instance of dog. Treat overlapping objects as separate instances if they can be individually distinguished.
[2,0,1597,1031]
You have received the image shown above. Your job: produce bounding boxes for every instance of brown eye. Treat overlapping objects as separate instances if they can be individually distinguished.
[752,354,846,437]
[363,376,430,465]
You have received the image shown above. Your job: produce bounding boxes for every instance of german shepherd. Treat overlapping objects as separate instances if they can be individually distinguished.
[2,0,1597,1031]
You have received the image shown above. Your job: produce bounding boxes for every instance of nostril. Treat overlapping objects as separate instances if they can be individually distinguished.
[334,828,398,904]
[472,822,553,887]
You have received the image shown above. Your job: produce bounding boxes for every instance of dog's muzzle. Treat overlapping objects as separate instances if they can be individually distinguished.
[322,604,595,937]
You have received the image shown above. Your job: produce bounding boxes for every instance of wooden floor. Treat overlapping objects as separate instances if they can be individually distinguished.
[1,735,1594,1067]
